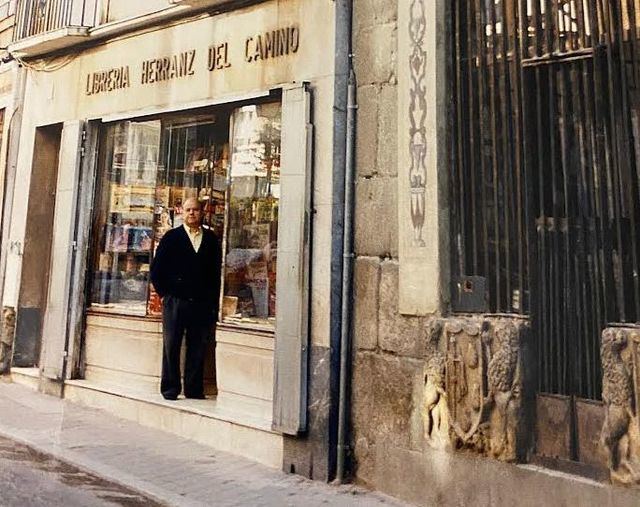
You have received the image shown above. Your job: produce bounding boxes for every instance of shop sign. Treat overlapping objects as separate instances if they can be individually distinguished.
[84,24,301,97]
[85,66,131,96]
[244,26,300,63]
[141,50,197,85]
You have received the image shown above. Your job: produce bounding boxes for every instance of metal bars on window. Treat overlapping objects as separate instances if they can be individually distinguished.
[451,0,529,314]
[452,1,640,399]
[13,0,96,41]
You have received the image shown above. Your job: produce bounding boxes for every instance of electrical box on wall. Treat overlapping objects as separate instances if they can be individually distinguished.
[452,276,488,313]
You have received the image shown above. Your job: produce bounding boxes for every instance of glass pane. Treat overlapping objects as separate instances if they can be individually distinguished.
[223,103,281,328]
[90,121,160,316]
[147,117,229,316]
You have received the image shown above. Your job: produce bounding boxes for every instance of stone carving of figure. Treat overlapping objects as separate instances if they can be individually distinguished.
[423,320,449,449]
[485,321,521,460]
[423,350,448,448]
[601,329,640,484]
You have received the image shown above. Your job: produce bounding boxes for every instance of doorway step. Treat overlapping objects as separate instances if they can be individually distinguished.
[9,367,40,391]
[63,379,283,468]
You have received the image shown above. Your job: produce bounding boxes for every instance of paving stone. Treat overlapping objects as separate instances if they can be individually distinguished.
[0,383,408,507]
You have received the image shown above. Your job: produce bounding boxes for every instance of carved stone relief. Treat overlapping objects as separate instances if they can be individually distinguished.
[422,320,449,449]
[0,306,16,374]
[422,317,529,462]
[601,327,640,485]
[408,0,427,248]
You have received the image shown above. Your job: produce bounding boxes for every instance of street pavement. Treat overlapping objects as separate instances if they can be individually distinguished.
[0,434,162,506]
[0,381,407,506]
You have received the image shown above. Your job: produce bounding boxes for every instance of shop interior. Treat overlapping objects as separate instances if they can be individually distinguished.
[89,101,281,330]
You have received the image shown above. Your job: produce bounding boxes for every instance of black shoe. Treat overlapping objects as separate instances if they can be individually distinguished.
[163,394,178,401]
[185,394,206,400]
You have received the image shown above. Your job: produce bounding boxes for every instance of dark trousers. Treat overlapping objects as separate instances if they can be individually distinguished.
[161,295,213,399]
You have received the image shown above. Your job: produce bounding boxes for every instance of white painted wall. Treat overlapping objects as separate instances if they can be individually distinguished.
[101,0,171,23]
[4,0,336,355]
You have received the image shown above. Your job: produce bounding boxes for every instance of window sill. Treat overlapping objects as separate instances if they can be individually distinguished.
[86,309,275,337]
[218,321,274,337]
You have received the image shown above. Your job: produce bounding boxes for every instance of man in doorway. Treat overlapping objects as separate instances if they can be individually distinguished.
[150,197,222,400]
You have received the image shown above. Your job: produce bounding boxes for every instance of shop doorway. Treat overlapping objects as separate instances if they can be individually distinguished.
[13,123,63,367]
[82,100,283,397]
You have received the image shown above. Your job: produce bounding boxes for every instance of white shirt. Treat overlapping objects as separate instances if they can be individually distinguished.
[183,224,203,253]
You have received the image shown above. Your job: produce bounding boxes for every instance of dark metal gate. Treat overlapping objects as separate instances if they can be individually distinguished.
[451,0,640,471]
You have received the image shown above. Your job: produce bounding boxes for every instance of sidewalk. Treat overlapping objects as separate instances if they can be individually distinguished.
[0,381,407,507]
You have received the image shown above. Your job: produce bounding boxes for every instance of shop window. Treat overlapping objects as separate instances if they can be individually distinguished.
[90,120,161,316]
[223,104,280,328]
[89,102,281,330]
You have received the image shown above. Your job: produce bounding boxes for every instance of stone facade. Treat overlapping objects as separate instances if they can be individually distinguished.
[601,326,640,485]
[350,1,639,505]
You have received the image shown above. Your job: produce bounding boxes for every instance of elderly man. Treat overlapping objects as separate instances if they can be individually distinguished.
[150,197,222,400]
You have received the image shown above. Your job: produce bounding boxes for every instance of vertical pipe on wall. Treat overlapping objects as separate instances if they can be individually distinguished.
[331,0,354,484]
[336,67,356,483]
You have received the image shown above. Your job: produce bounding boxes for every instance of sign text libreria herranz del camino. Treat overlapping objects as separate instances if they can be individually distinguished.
[85,25,300,96]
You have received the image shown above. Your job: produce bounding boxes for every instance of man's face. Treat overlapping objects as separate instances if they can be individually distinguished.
[183,199,202,229]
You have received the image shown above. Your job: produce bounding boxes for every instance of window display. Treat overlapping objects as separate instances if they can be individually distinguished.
[89,102,281,330]
[222,104,281,328]
[147,116,229,315]
[91,120,159,316]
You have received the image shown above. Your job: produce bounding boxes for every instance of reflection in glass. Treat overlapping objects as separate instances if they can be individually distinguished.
[89,102,282,326]
[223,103,281,327]
[147,117,229,315]
[90,121,160,316]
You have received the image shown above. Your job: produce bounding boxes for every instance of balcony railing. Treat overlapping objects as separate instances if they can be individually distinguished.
[13,0,97,41]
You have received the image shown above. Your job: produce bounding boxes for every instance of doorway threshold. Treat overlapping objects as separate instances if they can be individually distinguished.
[64,379,282,468]
[10,367,40,391]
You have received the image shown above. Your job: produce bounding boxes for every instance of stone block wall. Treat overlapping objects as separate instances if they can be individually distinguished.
[352,0,431,488]
[350,2,640,505]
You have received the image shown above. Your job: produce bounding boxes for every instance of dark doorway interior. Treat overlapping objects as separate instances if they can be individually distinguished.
[13,124,63,367]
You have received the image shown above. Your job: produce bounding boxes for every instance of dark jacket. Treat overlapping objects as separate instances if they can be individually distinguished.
[150,226,222,315]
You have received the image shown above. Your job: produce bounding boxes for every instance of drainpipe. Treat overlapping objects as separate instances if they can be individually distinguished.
[335,0,356,483]
[336,66,356,484]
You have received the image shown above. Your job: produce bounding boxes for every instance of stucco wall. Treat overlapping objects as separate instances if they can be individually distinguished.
[102,0,171,23]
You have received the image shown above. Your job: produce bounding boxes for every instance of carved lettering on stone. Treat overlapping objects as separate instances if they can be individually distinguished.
[601,327,640,485]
